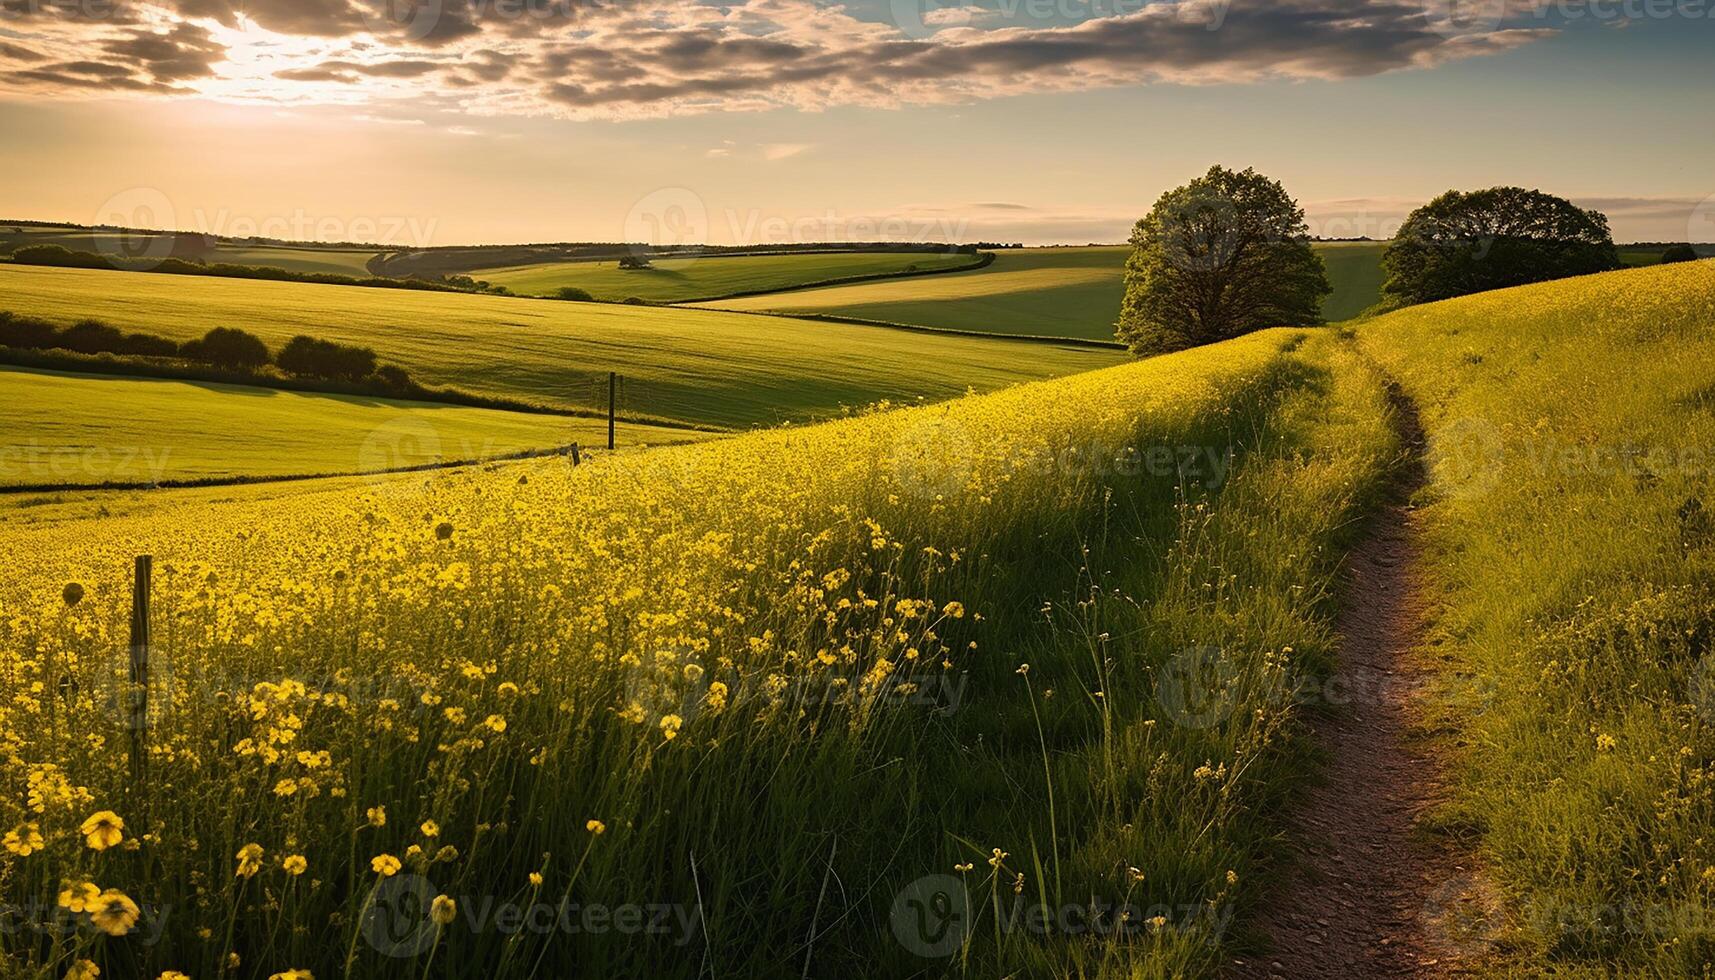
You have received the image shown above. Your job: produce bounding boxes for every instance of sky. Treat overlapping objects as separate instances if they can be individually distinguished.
[1,0,1711,247]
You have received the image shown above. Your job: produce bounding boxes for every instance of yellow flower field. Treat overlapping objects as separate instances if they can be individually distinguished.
[0,327,1395,977]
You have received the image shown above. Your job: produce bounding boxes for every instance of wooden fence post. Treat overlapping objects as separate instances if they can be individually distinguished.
[128,555,151,786]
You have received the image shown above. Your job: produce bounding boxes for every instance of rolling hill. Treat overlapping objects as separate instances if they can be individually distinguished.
[474,250,983,302]
[697,243,1388,341]
[0,263,1124,430]
[0,366,706,489]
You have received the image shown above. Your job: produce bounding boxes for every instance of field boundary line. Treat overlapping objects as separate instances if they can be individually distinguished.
[0,437,711,496]
[676,304,1128,350]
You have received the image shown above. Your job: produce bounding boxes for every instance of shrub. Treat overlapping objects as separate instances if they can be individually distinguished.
[372,364,415,395]
[555,286,595,302]
[181,327,271,369]
[0,312,60,350]
[116,333,181,358]
[55,318,127,354]
[276,335,378,381]
[1661,244,1699,264]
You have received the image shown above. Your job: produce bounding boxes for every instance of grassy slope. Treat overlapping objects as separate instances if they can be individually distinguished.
[697,244,1387,340]
[1358,259,1715,974]
[477,250,977,302]
[0,225,381,275]
[0,366,707,488]
[0,263,1122,430]
[0,328,1395,978]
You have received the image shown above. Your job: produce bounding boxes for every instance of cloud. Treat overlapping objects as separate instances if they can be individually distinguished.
[0,0,1558,117]
[762,142,812,160]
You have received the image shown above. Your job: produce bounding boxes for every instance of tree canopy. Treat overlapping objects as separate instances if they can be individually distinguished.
[1381,187,1619,306]
[1117,165,1329,356]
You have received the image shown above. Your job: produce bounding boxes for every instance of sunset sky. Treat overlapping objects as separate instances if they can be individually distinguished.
[2,0,1711,246]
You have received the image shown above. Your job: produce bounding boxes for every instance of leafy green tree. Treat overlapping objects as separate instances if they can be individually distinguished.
[1117,166,1329,356]
[1660,244,1699,265]
[1381,187,1619,306]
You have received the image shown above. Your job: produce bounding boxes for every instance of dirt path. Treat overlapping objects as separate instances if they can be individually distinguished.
[1231,385,1489,978]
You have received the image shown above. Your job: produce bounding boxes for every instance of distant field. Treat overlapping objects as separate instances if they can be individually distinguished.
[698,244,1387,340]
[0,264,1123,430]
[1619,244,1715,266]
[0,366,705,487]
[0,225,382,275]
[477,250,980,302]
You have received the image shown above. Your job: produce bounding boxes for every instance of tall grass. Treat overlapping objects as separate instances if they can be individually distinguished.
[0,329,1394,978]
[1358,260,1715,974]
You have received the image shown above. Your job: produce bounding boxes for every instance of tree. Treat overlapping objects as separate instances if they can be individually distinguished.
[1381,188,1619,306]
[556,286,595,302]
[617,255,653,270]
[180,327,270,369]
[1661,244,1700,265]
[1117,165,1329,356]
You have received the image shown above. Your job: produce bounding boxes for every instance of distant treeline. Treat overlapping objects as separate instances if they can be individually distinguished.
[8,244,471,294]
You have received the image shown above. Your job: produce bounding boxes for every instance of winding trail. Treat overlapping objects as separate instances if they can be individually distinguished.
[1232,383,1490,978]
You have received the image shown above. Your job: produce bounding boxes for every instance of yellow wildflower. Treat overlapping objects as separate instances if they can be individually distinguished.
[58,881,100,913]
[372,854,402,877]
[89,889,141,936]
[236,843,264,878]
[80,811,124,851]
[3,823,44,856]
[586,819,606,835]
[430,894,457,926]
[283,854,308,876]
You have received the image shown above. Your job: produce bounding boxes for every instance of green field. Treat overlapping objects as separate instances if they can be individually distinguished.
[0,225,382,275]
[1619,244,1715,266]
[477,250,980,302]
[699,243,1387,340]
[0,366,705,488]
[0,263,1123,430]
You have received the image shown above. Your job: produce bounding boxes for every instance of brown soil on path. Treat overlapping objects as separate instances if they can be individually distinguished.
[1229,384,1490,979]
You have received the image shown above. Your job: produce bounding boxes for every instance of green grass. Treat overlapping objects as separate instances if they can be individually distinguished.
[1315,242,1390,320]
[477,250,979,302]
[0,366,707,488]
[698,244,1388,340]
[0,263,1124,430]
[1357,260,1715,974]
[0,225,382,275]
